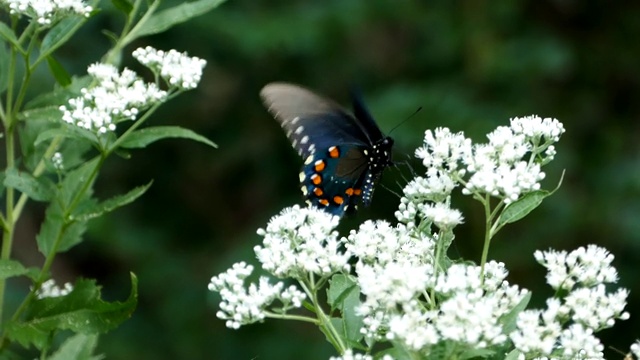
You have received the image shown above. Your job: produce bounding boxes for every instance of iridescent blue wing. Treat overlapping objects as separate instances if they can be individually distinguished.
[260,82,393,216]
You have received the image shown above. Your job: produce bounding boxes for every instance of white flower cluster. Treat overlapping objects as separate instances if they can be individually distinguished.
[254,205,350,278]
[510,245,629,359]
[415,115,564,204]
[35,279,73,299]
[132,46,207,90]
[2,0,92,25]
[631,341,640,359]
[60,63,167,135]
[51,151,63,171]
[208,262,306,329]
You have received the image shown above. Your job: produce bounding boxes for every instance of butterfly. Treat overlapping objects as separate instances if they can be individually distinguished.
[260,82,394,216]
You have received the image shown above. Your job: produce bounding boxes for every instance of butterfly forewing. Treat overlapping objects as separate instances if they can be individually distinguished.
[261,83,369,159]
[260,82,393,216]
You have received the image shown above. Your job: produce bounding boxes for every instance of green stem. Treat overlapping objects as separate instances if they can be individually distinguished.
[303,278,345,353]
[103,0,161,66]
[263,312,319,324]
[107,100,164,154]
[13,137,64,220]
[479,194,492,284]
[0,119,17,326]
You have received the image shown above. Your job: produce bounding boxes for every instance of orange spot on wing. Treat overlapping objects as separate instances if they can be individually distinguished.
[311,174,322,185]
[314,160,325,172]
[328,146,340,158]
[333,196,344,205]
[319,199,329,206]
[345,188,354,196]
[354,188,362,195]
[313,187,324,196]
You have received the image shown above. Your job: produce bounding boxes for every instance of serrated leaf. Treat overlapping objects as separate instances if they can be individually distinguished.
[497,190,549,227]
[39,17,86,64]
[327,274,355,311]
[118,125,217,149]
[3,168,55,201]
[0,260,39,280]
[46,55,72,86]
[48,334,99,360]
[36,201,88,255]
[134,0,227,38]
[73,181,152,221]
[111,0,133,15]
[0,22,23,53]
[6,274,138,350]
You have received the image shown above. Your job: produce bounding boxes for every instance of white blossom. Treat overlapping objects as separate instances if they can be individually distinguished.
[3,0,92,25]
[254,205,349,278]
[631,340,640,359]
[328,349,374,360]
[415,127,471,174]
[133,46,207,90]
[208,262,306,329]
[51,152,63,171]
[534,245,618,291]
[35,279,73,299]
[60,63,167,135]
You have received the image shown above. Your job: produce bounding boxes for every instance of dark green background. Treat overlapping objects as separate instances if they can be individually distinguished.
[12,0,640,359]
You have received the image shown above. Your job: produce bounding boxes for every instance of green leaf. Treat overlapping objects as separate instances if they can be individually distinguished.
[118,126,217,149]
[500,291,531,335]
[46,55,72,86]
[73,181,152,221]
[18,105,63,122]
[36,201,88,255]
[459,348,495,359]
[60,157,99,207]
[0,40,11,94]
[326,275,363,344]
[111,0,133,15]
[134,0,227,38]
[48,334,100,360]
[6,274,138,350]
[3,168,55,202]
[25,75,90,110]
[0,22,23,53]
[0,260,38,280]
[504,349,523,360]
[496,190,550,227]
[39,17,86,64]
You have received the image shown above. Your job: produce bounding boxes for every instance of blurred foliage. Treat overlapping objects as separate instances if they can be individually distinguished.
[7,0,640,359]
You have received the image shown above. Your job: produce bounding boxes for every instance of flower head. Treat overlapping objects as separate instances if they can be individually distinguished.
[133,46,207,90]
[2,0,92,25]
[60,63,167,135]
[254,205,349,278]
[208,262,306,329]
[35,279,73,299]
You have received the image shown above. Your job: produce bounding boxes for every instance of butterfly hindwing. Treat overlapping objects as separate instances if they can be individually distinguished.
[260,82,394,216]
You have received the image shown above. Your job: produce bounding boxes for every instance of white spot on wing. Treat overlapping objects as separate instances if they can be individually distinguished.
[295,126,304,135]
[301,135,309,144]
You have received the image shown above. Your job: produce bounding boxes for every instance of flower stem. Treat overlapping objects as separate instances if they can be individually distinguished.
[479,194,492,284]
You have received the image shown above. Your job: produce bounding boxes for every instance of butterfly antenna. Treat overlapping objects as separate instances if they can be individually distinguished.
[388,106,422,135]
[380,182,402,200]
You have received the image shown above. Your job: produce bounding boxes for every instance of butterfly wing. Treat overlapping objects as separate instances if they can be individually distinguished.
[260,82,392,216]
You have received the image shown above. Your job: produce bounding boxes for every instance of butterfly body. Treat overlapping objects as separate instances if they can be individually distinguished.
[260,83,393,216]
